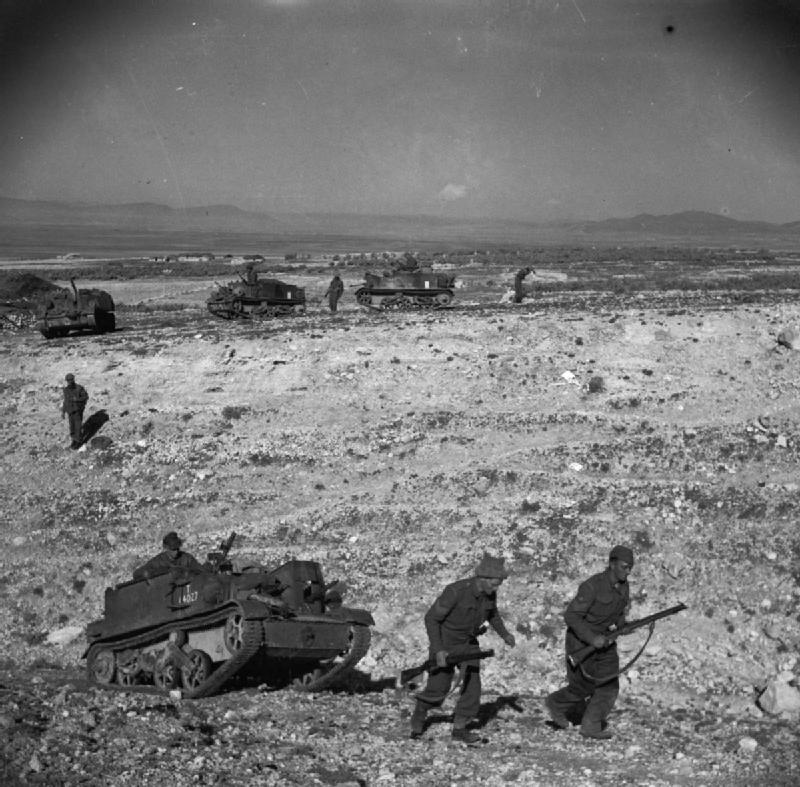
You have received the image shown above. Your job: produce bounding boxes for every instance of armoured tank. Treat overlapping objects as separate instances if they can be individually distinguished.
[355,270,455,310]
[36,278,116,338]
[84,536,374,698]
[206,274,306,319]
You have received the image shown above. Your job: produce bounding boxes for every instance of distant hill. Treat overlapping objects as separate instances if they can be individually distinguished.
[0,197,798,249]
[570,210,783,237]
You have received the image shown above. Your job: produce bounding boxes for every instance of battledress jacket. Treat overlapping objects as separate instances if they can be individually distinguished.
[62,384,88,414]
[132,550,206,581]
[563,568,630,650]
[424,577,511,654]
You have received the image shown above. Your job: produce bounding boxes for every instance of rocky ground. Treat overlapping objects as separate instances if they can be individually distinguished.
[1,261,799,785]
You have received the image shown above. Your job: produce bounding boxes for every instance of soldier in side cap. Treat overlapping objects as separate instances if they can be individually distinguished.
[409,554,516,745]
[132,531,206,582]
[545,545,635,740]
[61,373,88,449]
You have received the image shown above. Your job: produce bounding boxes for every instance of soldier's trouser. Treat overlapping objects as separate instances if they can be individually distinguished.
[329,296,340,312]
[415,664,482,727]
[68,411,84,442]
[547,646,619,733]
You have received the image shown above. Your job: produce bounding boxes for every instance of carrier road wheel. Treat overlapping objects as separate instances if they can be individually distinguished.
[87,648,115,684]
[224,614,246,655]
[435,291,453,307]
[154,662,180,690]
[181,650,213,691]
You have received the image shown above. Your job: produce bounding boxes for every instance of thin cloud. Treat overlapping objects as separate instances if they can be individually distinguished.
[438,183,467,201]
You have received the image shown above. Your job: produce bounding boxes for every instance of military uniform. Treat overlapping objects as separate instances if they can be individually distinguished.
[133,549,206,581]
[324,276,344,312]
[513,268,532,303]
[546,553,631,738]
[62,375,88,448]
[410,555,515,743]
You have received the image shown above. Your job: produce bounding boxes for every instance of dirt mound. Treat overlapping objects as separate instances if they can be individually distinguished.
[0,271,62,302]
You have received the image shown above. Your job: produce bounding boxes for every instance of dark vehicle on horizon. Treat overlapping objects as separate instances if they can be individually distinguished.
[84,535,374,698]
[36,278,116,339]
[355,269,456,310]
[206,274,306,319]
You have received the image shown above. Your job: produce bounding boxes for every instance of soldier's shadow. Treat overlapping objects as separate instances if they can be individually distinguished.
[474,694,525,729]
[79,409,110,445]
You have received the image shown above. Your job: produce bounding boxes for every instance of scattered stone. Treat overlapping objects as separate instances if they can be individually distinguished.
[758,680,800,716]
[46,625,84,646]
[588,375,605,393]
[738,737,758,753]
[777,327,797,349]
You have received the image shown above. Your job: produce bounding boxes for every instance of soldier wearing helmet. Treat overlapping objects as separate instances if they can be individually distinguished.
[133,532,206,582]
[545,545,635,740]
[409,553,516,744]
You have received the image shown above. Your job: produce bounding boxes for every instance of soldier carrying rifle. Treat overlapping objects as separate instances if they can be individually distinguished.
[409,554,516,744]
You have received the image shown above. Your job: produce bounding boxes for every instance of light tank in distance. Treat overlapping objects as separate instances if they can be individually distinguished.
[206,273,306,320]
[84,534,374,698]
[36,278,116,338]
[355,270,455,310]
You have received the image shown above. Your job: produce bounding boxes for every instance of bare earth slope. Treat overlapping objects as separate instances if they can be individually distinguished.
[1,277,799,784]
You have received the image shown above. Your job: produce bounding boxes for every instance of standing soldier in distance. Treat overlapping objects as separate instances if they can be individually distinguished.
[324,273,344,313]
[62,373,88,449]
[513,267,534,304]
[409,554,516,744]
[545,545,634,740]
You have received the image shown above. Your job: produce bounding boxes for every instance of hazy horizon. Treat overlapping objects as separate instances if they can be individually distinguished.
[2,1,800,224]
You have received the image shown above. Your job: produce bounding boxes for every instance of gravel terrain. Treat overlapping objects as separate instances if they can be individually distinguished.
[1,265,799,785]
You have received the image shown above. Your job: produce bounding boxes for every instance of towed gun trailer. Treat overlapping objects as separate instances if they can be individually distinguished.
[84,534,374,697]
[36,278,116,339]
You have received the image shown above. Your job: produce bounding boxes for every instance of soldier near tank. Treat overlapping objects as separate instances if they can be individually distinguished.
[61,373,88,449]
[545,545,634,740]
[245,263,258,286]
[409,554,516,744]
[324,274,344,312]
[513,267,534,304]
[133,531,207,582]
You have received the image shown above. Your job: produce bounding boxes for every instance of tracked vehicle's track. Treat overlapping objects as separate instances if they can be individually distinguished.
[86,604,265,699]
[293,624,371,692]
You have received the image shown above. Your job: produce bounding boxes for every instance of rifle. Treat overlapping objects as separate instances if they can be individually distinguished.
[400,646,494,686]
[206,532,237,572]
[567,602,687,669]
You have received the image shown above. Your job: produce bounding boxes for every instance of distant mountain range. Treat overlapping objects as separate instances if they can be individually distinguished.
[0,197,798,245]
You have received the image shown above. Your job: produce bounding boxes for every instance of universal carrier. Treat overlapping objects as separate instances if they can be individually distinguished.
[85,535,374,697]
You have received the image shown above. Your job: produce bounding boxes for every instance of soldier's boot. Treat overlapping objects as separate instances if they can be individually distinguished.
[451,727,481,745]
[545,695,570,729]
[580,726,614,740]
[451,716,481,745]
[409,703,428,739]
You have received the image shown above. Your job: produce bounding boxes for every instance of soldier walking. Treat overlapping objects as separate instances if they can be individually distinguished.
[513,267,534,303]
[324,274,344,312]
[545,545,634,740]
[409,554,516,744]
[61,373,88,449]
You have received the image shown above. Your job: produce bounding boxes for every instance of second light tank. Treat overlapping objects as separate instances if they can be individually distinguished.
[355,270,455,310]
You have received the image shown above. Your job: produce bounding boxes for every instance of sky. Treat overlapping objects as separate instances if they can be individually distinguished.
[1,0,800,223]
